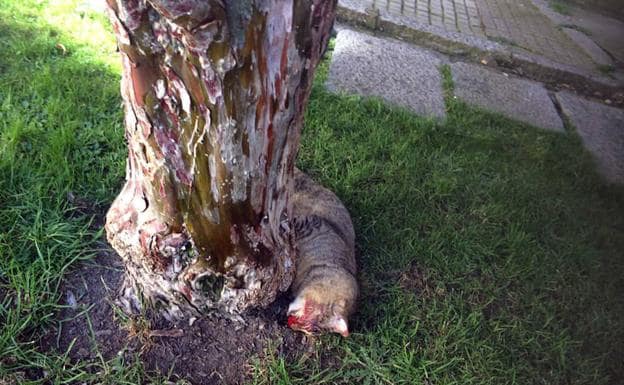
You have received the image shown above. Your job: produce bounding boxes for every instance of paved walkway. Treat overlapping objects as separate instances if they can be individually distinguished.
[367,0,484,36]
[327,29,447,118]
[476,0,596,70]
[364,0,596,70]
[338,0,624,91]
[530,0,624,65]
[326,27,624,184]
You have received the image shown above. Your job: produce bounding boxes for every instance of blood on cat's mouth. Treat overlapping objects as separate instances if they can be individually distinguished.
[287,315,299,328]
[287,314,318,335]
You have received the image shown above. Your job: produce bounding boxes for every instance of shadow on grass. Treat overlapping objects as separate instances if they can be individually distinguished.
[299,68,624,383]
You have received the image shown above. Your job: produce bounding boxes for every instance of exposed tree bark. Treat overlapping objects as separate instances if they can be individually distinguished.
[104,0,336,318]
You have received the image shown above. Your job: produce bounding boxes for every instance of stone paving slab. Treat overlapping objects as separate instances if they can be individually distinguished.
[451,62,564,131]
[337,0,624,91]
[476,0,596,70]
[343,0,597,71]
[531,0,624,66]
[327,29,446,118]
[364,0,485,36]
[561,27,613,68]
[556,91,624,184]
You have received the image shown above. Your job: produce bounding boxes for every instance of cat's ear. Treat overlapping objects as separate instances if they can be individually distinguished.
[287,296,306,316]
[329,316,349,337]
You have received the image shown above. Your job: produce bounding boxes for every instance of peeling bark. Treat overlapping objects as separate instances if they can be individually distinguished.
[104,0,336,318]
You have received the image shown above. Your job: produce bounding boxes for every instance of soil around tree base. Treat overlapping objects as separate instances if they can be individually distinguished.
[39,245,308,385]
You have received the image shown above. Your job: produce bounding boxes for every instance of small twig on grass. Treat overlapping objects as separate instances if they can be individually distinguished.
[148,329,184,338]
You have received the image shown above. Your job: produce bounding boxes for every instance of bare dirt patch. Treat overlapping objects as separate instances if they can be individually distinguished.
[397,264,436,298]
[40,244,307,385]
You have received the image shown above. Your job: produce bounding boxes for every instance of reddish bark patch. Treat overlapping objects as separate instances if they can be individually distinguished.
[39,247,308,385]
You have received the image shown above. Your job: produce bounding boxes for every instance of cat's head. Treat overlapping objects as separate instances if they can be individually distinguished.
[286,295,350,337]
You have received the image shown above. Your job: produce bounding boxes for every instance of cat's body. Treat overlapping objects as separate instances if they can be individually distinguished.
[287,169,358,337]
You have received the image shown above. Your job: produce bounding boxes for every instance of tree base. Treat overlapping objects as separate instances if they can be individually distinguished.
[41,251,308,385]
[105,181,295,318]
[112,249,292,320]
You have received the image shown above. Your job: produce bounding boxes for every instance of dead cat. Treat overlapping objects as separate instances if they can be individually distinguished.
[287,168,358,337]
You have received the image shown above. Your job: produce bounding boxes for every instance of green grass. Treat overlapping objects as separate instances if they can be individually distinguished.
[550,0,573,15]
[1,1,623,384]
[597,64,616,75]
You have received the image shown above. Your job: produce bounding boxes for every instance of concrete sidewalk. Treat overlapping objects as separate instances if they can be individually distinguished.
[326,27,624,184]
[337,0,624,106]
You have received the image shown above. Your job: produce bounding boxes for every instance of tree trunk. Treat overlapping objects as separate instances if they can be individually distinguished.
[104,0,336,318]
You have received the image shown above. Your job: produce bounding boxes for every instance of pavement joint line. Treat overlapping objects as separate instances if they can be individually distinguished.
[329,24,623,184]
[336,0,624,106]
[450,61,565,131]
[556,91,624,184]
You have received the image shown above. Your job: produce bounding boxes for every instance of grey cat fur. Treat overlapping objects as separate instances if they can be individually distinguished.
[287,168,358,336]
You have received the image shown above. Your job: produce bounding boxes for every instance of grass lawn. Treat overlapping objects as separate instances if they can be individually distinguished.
[550,0,573,15]
[1,1,623,384]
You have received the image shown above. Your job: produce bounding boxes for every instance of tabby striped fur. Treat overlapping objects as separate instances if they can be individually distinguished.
[287,168,358,336]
